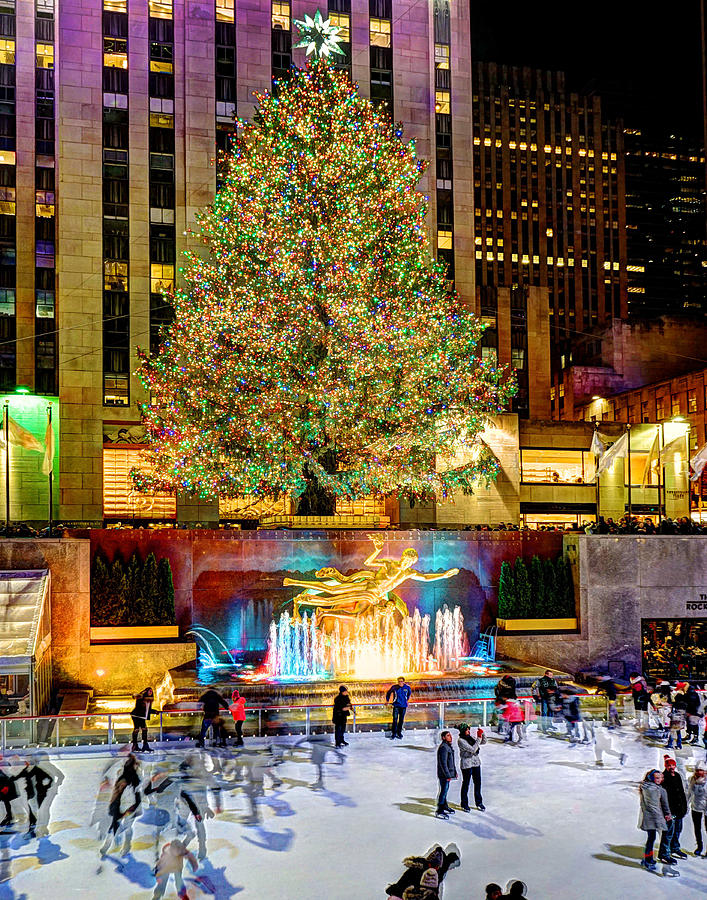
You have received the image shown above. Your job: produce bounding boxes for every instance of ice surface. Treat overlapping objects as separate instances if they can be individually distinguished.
[2,725,706,899]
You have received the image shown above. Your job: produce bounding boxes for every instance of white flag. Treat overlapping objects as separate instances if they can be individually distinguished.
[659,434,685,462]
[0,416,44,453]
[596,431,629,475]
[590,431,606,457]
[690,441,707,482]
[42,416,55,476]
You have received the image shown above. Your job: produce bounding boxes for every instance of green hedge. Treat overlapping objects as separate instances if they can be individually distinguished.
[90,550,176,626]
[498,554,575,619]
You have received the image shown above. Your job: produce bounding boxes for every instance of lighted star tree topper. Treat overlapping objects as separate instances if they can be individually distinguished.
[136,24,516,514]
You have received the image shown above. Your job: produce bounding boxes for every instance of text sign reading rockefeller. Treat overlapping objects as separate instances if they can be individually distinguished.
[686,595,707,611]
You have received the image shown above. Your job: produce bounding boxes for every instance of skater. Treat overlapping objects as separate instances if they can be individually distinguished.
[502,698,524,744]
[651,681,672,738]
[229,690,246,747]
[593,726,626,767]
[435,731,457,819]
[661,756,687,861]
[457,723,485,811]
[561,688,591,743]
[100,754,142,858]
[332,685,352,748]
[386,676,412,739]
[684,683,702,745]
[629,672,655,730]
[151,838,198,900]
[597,675,621,728]
[14,754,62,838]
[0,757,16,828]
[666,698,686,750]
[385,843,460,899]
[295,735,344,790]
[130,686,154,752]
[196,687,229,748]
[504,881,528,898]
[484,886,503,900]
[687,763,707,855]
[638,769,674,873]
[537,670,559,732]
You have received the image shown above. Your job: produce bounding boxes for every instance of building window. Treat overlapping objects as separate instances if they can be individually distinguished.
[103,446,177,519]
[35,43,54,68]
[520,448,595,484]
[0,286,14,316]
[0,39,14,65]
[688,392,697,414]
[149,0,173,19]
[435,91,450,115]
[369,17,391,47]
[329,12,350,41]
[641,400,650,423]
[272,0,290,30]
[671,395,680,417]
[216,0,234,22]
[150,262,173,294]
[103,373,129,407]
[434,43,449,70]
[656,397,665,419]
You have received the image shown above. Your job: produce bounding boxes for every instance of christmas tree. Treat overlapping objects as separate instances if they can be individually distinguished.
[137,46,514,513]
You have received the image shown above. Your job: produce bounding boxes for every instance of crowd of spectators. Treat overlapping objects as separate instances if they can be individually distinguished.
[457,515,707,534]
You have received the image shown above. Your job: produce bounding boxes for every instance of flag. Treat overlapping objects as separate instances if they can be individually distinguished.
[42,415,55,476]
[641,429,659,488]
[658,434,685,462]
[596,432,629,475]
[690,441,707,482]
[590,431,606,457]
[0,416,43,453]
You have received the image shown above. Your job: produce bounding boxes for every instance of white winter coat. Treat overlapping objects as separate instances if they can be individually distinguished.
[688,775,707,813]
[457,733,485,769]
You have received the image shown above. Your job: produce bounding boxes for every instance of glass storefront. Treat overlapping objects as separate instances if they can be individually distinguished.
[642,618,707,680]
[520,448,595,484]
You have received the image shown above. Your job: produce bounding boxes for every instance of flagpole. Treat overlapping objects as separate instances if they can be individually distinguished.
[47,404,52,535]
[594,424,601,522]
[658,422,665,522]
[3,401,8,533]
[626,425,632,522]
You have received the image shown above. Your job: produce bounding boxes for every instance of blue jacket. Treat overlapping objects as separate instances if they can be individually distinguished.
[386,683,412,707]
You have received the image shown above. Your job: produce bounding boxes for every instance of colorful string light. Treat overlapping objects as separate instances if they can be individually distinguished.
[136,61,516,507]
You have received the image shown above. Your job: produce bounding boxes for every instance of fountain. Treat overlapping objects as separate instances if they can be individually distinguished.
[265,603,466,680]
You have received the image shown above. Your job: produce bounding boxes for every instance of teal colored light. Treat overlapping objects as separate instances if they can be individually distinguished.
[14,385,30,395]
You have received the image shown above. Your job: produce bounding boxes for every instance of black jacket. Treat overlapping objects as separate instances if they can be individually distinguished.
[538,675,558,700]
[662,769,688,819]
[437,741,457,779]
[495,676,517,702]
[199,690,229,718]
[131,695,153,720]
[685,687,701,716]
[597,680,617,702]
[332,693,351,723]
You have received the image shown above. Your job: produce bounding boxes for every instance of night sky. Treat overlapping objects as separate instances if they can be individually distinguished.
[471,1,705,142]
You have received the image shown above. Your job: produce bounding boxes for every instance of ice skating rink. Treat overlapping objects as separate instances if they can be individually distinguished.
[1,725,705,899]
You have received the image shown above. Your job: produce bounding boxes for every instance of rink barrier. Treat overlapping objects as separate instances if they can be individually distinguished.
[0,691,689,750]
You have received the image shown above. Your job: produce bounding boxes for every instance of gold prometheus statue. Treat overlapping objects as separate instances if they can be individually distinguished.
[283,533,459,629]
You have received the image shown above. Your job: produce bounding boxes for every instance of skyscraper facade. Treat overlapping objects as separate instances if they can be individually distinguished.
[623,128,707,318]
[471,63,627,413]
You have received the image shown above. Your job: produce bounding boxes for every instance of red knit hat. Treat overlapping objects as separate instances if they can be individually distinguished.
[664,755,676,768]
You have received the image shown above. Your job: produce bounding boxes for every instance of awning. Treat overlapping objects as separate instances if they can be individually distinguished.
[0,570,50,668]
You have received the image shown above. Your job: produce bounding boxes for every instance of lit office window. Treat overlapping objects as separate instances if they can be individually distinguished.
[150,263,174,294]
[0,39,14,65]
[36,44,54,69]
[216,0,235,21]
[149,0,173,19]
[103,447,177,520]
[369,17,391,47]
[434,44,449,70]
[272,1,290,29]
[329,12,350,41]
[435,91,450,115]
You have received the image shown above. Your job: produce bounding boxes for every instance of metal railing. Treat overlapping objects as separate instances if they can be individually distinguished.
[0,693,659,752]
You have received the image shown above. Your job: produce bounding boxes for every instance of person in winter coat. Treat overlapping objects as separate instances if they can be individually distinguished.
[386,677,412,739]
[435,731,457,819]
[684,684,702,745]
[666,697,686,750]
[130,686,154,753]
[629,673,655,730]
[494,675,517,703]
[638,769,672,871]
[485,885,503,900]
[687,764,707,855]
[151,838,198,900]
[502,699,525,744]
[385,843,460,899]
[651,681,672,737]
[594,726,626,767]
[196,688,229,748]
[332,685,352,748]
[537,670,559,732]
[0,756,16,828]
[661,756,687,860]
[229,690,246,747]
[457,723,486,811]
[560,689,591,743]
[100,754,142,858]
[597,675,621,728]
